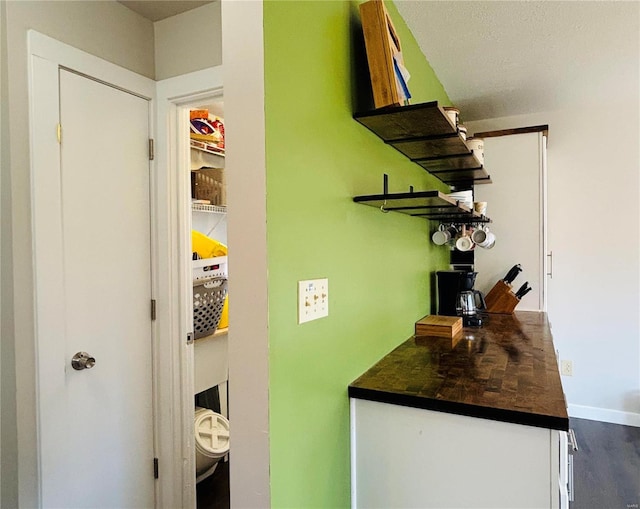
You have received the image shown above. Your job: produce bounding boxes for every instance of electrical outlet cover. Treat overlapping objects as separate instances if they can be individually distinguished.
[298,278,329,324]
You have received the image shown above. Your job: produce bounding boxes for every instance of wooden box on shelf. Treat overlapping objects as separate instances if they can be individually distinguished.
[359,0,407,109]
[484,280,520,314]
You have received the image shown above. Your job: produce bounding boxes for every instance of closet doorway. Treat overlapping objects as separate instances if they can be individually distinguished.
[155,67,229,508]
[189,98,230,507]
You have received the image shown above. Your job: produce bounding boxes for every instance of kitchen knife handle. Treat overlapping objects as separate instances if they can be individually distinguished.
[504,264,522,284]
[515,282,528,297]
[518,287,533,299]
[547,251,553,279]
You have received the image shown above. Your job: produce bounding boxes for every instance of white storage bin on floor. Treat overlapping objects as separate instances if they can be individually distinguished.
[194,407,230,478]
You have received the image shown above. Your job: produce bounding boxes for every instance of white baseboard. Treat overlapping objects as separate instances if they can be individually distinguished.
[568,404,640,427]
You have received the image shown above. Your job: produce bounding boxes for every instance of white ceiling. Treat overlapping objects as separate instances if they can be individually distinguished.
[118,0,213,22]
[395,1,639,121]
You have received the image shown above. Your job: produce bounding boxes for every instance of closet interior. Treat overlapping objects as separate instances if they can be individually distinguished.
[188,100,230,508]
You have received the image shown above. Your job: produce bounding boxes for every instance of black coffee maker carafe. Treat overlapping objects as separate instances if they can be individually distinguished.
[436,270,477,315]
[436,270,486,326]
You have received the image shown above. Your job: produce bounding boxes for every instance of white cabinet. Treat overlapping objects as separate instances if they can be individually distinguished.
[351,398,569,509]
[473,131,547,311]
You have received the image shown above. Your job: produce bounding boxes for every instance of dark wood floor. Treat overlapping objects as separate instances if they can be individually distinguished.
[196,460,230,509]
[570,417,640,509]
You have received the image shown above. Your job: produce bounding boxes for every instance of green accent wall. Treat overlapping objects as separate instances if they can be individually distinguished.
[264,2,451,507]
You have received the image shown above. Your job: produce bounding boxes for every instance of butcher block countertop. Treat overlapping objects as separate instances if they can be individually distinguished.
[349,311,569,431]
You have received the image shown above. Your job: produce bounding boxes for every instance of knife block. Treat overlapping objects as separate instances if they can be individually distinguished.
[484,280,520,314]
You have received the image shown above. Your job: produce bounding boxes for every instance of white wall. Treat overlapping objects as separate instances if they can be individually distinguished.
[467,95,640,425]
[0,2,154,506]
[154,2,222,81]
[222,1,271,507]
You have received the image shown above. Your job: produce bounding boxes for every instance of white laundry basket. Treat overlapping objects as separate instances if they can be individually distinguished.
[194,407,230,481]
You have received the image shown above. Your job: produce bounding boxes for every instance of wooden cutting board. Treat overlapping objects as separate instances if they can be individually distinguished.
[415,315,462,338]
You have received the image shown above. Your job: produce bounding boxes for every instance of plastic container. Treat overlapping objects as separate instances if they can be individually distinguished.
[193,256,228,283]
[443,106,459,127]
[218,296,229,329]
[192,230,227,259]
[473,201,487,216]
[195,407,230,476]
[466,138,484,165]
[193,277,228,339]
[193,257,229,331]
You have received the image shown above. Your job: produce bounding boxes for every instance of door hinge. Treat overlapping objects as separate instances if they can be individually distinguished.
[151,299,157,321]
[148,138,154,161]
[187,332,194,344]
[153,457,159,479]
[56,123,62,144]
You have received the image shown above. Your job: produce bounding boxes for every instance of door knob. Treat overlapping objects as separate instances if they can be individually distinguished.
[71,351,96,371]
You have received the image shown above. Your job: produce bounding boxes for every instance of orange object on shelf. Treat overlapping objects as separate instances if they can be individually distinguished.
[190,109,209,120]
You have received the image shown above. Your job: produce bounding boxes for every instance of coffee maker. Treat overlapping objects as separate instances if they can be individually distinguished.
[436,270,486,326]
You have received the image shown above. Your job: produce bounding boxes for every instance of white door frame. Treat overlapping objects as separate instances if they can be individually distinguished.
[540,133,549,312]
[155,67,223,509]
[27,30,157,507]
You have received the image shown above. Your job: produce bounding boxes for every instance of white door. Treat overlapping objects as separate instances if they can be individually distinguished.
[35,68,155,508]
[474,132,546,311]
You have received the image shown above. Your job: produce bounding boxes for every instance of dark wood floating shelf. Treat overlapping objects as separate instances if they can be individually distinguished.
[353,190,491,222]
[354,101,491,186]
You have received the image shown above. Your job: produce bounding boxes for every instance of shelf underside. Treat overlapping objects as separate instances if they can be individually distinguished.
[391,134,469,159]
[418,165,492,184]
[353,190,490,222]
[355,102,457,140]
[354,102,491,186]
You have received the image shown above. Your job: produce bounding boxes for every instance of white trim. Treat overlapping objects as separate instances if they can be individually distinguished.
[27,30,157,508]
[156,67,223,103]
[29,54,61,509]
[539,132,548,312]
[155,67,223,509]
[28,30,154,99]
[568,404,640,427]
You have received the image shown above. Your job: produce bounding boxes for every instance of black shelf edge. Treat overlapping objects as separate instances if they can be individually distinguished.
[353,101,491,186]
[352,190,491,223]
[385,132,460,145]
[353,189,445,202]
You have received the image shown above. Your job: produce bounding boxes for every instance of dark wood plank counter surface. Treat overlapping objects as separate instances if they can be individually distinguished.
[349,311,569,431]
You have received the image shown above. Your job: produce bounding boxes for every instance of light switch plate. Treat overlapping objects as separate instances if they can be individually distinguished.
[298,278,329,324]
